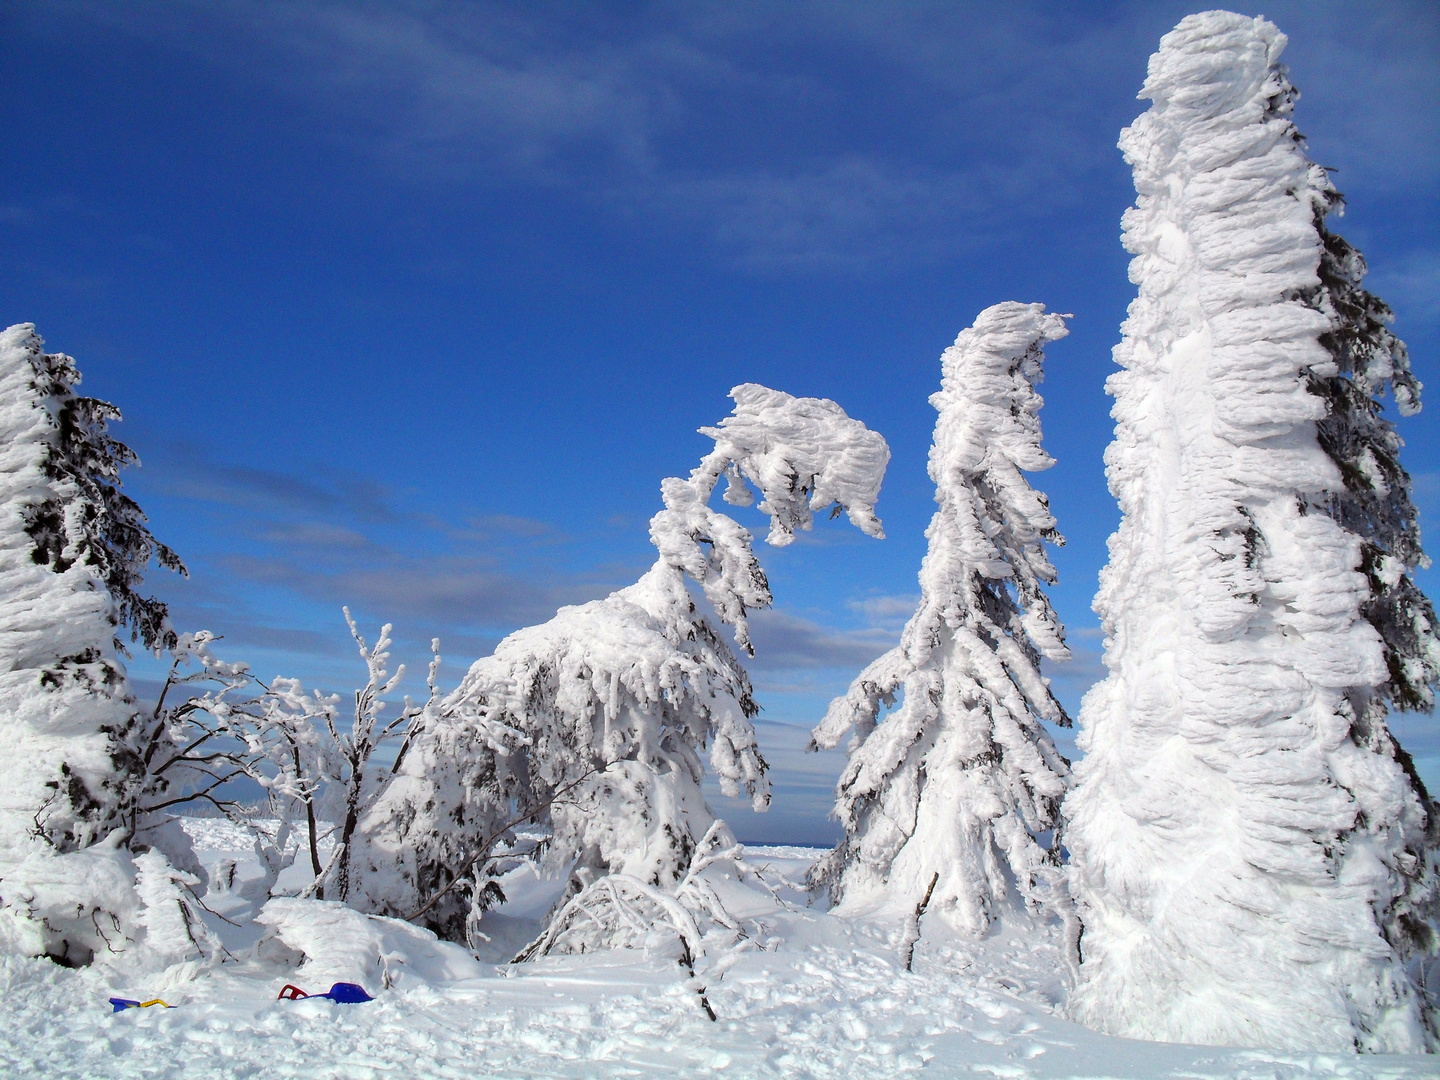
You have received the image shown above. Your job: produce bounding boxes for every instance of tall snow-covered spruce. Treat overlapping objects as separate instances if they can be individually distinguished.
[0,323,193,965]
[351,385,890,941]
[810,303,1072,940]
[1064,12,1439,1053]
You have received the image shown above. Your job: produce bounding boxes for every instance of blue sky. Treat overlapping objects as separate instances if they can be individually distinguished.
[3,1,1437,842]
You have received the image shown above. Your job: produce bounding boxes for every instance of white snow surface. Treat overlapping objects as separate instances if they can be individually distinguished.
[1063,10,1435,1054]
[2,816,1434,1080]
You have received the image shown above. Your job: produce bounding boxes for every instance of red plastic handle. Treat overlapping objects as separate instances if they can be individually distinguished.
[277,984,309,1000]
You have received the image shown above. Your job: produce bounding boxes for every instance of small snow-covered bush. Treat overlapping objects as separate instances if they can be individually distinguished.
[136,614,456,910]
[515,820,794,1020]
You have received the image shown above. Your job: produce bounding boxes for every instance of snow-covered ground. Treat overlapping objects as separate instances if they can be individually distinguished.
[0,818,1431,1080]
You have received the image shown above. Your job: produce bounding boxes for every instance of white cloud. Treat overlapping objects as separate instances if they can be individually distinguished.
[1368,251,1440,327]
[848,592,920,625]
[48,1,1432,273]
[744,607,895,672]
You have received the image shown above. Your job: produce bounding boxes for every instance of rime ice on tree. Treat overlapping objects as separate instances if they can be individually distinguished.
[354,385,890,940]
[811,303,1072,939]
[1063,12,1439,1053]
[0,324,185,861]
[0,323,205,968]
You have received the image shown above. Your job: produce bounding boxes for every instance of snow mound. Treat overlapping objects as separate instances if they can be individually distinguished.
[256,897,483,991]
[0,838,220,975]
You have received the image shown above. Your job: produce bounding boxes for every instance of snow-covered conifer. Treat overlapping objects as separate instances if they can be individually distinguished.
[0,323,194,965]
[1063,12,1439,1052]
[0,324,184,862]
[360,385,889,939]
[810,303,1072,940]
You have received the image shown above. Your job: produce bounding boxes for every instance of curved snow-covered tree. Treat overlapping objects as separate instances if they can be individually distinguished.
[0,323,188,964]
[355,384,889,939]
[811,302,1072,939]
[1064,13,1439,1053]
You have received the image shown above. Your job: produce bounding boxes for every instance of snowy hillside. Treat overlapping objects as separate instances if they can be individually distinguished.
[0,818,1432,1080]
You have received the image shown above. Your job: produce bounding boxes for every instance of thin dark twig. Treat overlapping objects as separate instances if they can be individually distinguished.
[904,871,940,973]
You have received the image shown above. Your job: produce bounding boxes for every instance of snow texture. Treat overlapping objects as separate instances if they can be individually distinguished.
[2,819,1435,1080]
[811,302,1073,941]
[355,385,889,938]
[0,832,222,976]
[1063,11,1439,1054]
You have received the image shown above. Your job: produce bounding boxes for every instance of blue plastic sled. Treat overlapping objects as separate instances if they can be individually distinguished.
[278,982,373,1004]
[110,997,174,1012]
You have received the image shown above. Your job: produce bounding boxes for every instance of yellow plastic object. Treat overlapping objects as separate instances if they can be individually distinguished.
[109,997,174,1012]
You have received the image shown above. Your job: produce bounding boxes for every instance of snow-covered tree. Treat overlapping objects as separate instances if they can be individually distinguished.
[313,611,444,903]
[343,684,525,941]
[0,323,192,964]
[131,629,338,884]
[1063,12,1439,1053]
[128,613,450,911]
[0,323,185,860]
[356,384,889,940]
[810,302,1072,943]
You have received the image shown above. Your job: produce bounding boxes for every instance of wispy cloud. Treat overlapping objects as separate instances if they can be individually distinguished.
[173,614,338,659]
[24,2,1436,276]
[705,718,850,844]
[1265,1,1440,192]
[218,552,586,631]
[154,452,397,522]
[744,608,896,672]
[131,437,625,682]
[640,160,1031,273]
[9,3,1201,273]
[1368,251,1440,327]
[847,592,920,631]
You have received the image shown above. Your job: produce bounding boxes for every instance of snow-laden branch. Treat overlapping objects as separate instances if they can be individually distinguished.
[514,819,797,1020]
